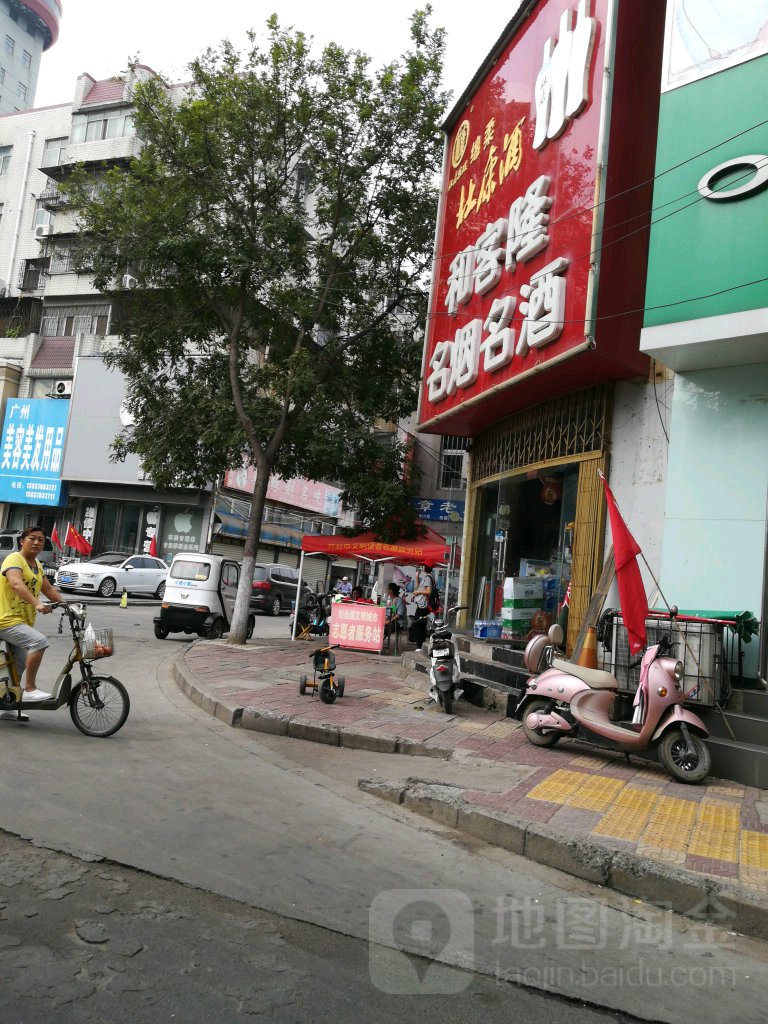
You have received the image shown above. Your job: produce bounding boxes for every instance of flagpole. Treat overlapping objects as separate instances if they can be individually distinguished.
[597,470,734,736]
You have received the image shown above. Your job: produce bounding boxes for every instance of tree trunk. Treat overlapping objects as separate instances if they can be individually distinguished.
[228,460,271,644]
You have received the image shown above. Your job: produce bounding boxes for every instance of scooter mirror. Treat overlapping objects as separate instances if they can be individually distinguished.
[548,623,564,645]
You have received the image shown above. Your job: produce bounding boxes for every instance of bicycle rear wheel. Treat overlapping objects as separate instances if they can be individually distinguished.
[70,675,130,737]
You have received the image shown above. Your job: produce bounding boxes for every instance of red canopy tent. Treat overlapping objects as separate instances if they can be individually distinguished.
[293,527,458,640]
[300,526,451,565]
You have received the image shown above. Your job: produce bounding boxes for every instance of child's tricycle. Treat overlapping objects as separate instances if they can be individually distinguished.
[299,644,345,704]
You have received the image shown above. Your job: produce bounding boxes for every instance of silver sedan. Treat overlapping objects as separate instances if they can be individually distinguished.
[55,553,169,599]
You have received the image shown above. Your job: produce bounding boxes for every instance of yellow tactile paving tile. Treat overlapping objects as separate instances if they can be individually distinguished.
[707,784,746,798]
[569,754,611,769]
[635,845,687,867]
[526,769,588,804]
[739,867,768,892]
[632,769,667,785]
[741,831,768,870]
[566,774,626,811]
[483,721,519,738]
[688,803,741,862]
[639,795,698,853]
[593,787,657,841]
[455,721,492,732]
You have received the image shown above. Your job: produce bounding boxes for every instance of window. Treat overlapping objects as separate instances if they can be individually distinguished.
[19,258,48,291]
[40,304,110,337]
[440,435,469,490]
[5,36,14,57]
[21,49,31,69]
[70,111,134,144]
[16,81,26,102]
[0,67,5,83]
[0,146,11,175]
[32,199,53,231]
[42,136,68,167]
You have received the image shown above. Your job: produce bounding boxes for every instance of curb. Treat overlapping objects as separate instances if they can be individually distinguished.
[171,652,453,758]
[358,778,768,944]
[173,651,768,944]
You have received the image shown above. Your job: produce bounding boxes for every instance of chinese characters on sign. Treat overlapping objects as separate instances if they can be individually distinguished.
[428,175,568,404]
[329,603,387,652]
[0,399,69,506]
[413,498,465,522]
[532,1,597,150]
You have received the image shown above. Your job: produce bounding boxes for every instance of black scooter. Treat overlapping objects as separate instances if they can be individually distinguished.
[426,605,467,714]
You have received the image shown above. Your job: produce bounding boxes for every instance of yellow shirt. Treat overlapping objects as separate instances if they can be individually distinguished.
[0,551,43,629]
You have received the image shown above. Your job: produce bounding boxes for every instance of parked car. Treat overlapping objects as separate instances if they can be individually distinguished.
[251,563,312,616]
[0,531,58,579]
[155,552,255,640]
[56,553,169,598]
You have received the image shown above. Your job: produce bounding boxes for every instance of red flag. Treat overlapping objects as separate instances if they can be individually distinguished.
[64,522,77,549]
[51,524,62,550]
[148,535,158,558]
[71,526,93,557]
[601,474,648,655]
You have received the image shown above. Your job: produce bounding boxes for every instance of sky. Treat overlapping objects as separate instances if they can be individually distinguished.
[35,1,515,111]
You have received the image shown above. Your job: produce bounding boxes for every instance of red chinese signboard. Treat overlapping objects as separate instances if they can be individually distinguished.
[419,0,663,435]
[329,603,387,652]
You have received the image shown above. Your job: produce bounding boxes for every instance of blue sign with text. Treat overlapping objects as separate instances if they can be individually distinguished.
[0,398,69,506]
[412,498,465,522]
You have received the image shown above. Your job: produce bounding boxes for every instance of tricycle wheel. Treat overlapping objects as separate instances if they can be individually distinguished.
[154,624,169,639]
[337,676,345,697]
[319,679,337,704]
[659,729,711,783]
[521,698,561,747]
[299,674,307,695]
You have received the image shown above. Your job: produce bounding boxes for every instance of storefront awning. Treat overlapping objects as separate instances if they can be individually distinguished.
[300,526,453,566]
[214,508,305,548]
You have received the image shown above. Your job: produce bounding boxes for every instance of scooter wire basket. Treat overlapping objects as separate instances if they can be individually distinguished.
[81,628,115,660]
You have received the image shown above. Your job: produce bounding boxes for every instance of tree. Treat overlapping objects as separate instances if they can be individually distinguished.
[71,10,448,642]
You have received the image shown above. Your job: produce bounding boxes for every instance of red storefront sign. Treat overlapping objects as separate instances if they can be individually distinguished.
[419,0,664,435]
[329,603,387,652]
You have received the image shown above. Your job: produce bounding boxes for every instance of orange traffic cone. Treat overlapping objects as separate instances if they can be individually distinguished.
[578,626,598,669]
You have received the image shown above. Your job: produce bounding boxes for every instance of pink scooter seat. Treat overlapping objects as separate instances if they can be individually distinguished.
[551,657,617,690]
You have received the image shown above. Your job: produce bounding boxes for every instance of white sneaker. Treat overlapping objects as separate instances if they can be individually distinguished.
[22,688,52,702]
[428,686,438,703]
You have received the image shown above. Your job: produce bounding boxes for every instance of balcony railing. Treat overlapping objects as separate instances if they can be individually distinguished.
[39,179,67,211]
[18,260,49,292]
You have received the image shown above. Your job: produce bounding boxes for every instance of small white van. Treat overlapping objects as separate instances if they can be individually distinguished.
[154,552,255,640]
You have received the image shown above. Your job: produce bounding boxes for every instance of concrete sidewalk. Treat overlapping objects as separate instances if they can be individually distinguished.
[172,637,768,942]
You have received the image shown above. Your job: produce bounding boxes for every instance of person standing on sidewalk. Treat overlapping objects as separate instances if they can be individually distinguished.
[409,564,434,646]
[0,526,68,701]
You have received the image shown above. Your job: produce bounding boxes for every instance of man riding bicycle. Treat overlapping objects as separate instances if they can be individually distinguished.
[0,525,68,701]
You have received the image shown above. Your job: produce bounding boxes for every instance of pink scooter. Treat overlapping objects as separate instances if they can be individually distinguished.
[517,610,711,783]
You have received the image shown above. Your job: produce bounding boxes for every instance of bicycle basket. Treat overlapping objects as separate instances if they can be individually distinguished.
[82,628,115,660]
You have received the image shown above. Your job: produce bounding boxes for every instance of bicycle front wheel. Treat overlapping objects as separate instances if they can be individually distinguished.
[70,675,130,737]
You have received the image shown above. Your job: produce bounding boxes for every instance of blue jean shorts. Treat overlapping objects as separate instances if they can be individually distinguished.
[0,622,49,678]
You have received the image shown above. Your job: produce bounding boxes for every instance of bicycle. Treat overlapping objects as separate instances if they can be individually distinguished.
[298,643,345,704]
[0,602,130,737]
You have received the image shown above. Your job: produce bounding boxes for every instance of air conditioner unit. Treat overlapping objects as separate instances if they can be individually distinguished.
[53,380,72,397]
[122,274,138,290]
[35,224,54,240]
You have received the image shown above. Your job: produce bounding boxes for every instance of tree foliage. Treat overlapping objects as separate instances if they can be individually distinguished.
[70,10,448,641]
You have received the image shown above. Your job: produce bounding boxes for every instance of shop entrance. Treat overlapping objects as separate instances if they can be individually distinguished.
[473,465,578,625]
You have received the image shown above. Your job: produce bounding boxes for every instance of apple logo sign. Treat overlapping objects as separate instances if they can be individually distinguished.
[174,512,193,534]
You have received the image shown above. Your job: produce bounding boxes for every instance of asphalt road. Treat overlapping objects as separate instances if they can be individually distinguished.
[2,602,767,1023]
